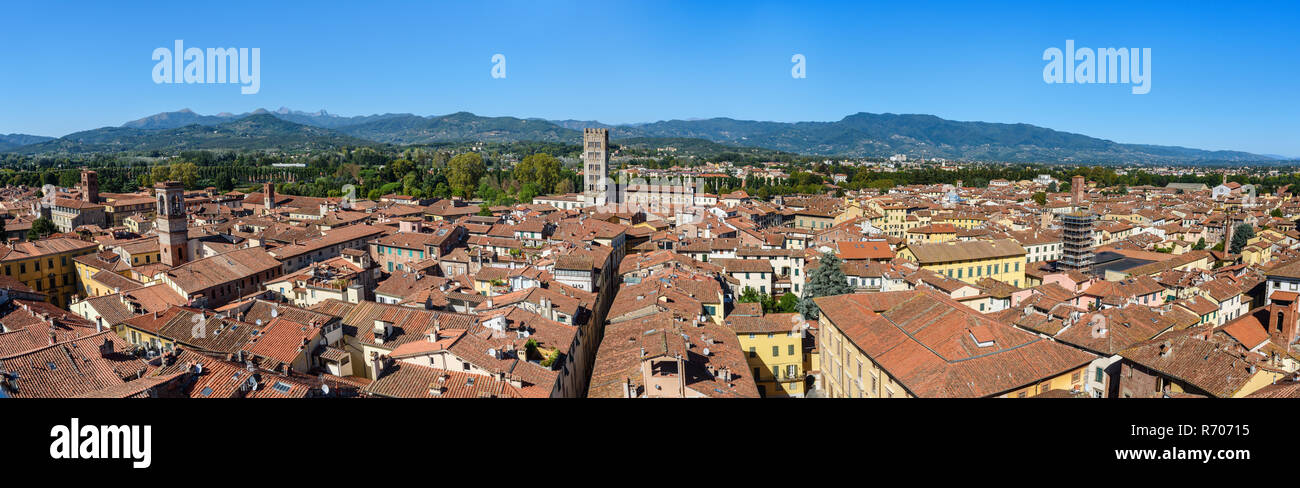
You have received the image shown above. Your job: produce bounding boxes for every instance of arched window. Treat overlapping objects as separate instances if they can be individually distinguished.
[1279,312,1285,332]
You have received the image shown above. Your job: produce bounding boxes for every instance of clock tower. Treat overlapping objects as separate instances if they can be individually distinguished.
[156,181,189,267]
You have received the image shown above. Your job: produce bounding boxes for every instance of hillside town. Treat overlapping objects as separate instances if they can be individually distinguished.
[0,129,1297,399]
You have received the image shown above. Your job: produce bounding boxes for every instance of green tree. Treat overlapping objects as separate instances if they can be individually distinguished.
[775,292,798,313]
[389,159,415,179]
[1271,208,1284,218]
[28,218,55,240]
[797,252,854,320]
[1229,224,1255,254]
[1047,181,1058,193]
[1032,191,1047,206]
[447,152,486,197]
[148,165,170,186]
[169,162,198,188]
[738,286,764,305]
[1193,237,1206,250]
[513,153,563,194]
[215,171,236,192]
[554,178,575,195]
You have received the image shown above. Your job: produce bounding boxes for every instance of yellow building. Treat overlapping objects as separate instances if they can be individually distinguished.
[813,290,1098,398]
[794,208,836,231]
[116,236,162,267]
[726,308,806,397]
[0,237,99,308]
[904,223,958,243]
[832,200,866,226]
[1241,243,1271,266]
[867,202,912,238]
[933,212,987,230]
[896,238,1027,287]
[73,251,134,298]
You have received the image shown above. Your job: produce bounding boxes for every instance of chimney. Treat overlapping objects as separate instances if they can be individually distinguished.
[540,297,552,320]
[373,319,391,344]
[370,352,387,378]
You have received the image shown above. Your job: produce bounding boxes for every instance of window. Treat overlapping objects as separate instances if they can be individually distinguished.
[789,344,795,355]
[1095,367,1104,382]
[772,346,779,357]
[749,347,756,358]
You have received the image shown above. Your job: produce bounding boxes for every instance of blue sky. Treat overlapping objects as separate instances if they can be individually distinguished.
[1,0,1297,156]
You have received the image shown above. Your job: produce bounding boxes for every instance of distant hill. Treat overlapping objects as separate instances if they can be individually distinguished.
[615,137,798,159]
[14,114,374,154]
[0,133,55,152]
[335,112,579,144]
[4,108,1277,164]
[600,113,1273,163]
[122,107,410,130]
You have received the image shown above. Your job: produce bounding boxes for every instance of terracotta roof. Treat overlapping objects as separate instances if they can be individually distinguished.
[904,238,1026,264]
[815,289,1098,397]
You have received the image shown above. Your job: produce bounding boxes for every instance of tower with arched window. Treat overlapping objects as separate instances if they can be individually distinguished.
[155,181,189,267]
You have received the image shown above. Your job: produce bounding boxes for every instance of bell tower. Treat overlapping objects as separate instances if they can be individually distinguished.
[582,128,610,207]
[80,169,99,204]
[156,181,189,266]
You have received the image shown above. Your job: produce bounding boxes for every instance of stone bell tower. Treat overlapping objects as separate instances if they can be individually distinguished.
[156,181,189,267]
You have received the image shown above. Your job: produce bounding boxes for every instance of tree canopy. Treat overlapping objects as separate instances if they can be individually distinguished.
[797,252,855,320]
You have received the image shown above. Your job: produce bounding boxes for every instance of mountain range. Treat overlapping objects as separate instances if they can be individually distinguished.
[3,107,1282,164]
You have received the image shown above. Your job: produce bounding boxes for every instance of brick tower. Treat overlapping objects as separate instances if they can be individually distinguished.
[156,181,188,267]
